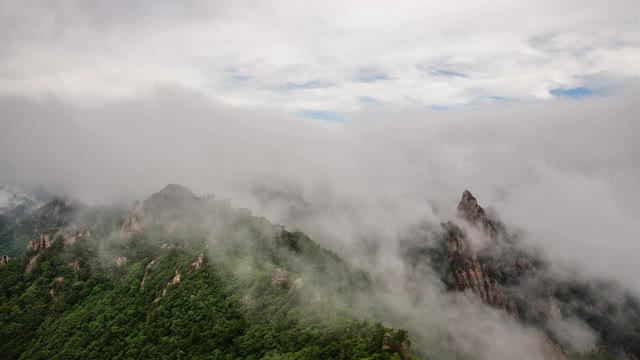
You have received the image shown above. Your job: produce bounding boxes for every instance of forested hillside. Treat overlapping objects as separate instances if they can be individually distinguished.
[0,185,412,359]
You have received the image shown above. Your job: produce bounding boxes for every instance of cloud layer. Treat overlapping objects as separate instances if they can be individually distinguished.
[1,0,639,116]
[1,84,638,294]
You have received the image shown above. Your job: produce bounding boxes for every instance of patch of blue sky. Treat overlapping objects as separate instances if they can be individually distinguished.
[549,86,605,99]
[297,110,350,123]
[356,73,389,83]
[357,96,381,104]
[230,74,251,82]
[433,69,468,78]
[488,95,510,102]
[281,81,334,91]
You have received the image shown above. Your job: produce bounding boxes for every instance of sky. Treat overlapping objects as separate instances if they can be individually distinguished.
[1,0,639,120]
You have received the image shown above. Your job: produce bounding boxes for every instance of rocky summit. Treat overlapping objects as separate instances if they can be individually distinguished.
[404,190,640,359]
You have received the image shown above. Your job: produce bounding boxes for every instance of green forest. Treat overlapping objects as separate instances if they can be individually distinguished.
[0,188,413,359]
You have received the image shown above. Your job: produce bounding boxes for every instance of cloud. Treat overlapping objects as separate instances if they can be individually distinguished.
[1,0,639,113]
[1,84,639,358]
[1,83,638,291]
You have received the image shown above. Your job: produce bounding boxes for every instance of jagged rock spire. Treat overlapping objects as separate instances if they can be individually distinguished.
[457,190,496,238]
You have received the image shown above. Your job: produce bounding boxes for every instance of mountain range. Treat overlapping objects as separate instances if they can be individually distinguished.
[0,184,638,359]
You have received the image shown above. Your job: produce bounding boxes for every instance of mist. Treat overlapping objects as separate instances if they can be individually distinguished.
[1,84,638,285]
[1,84,639,358]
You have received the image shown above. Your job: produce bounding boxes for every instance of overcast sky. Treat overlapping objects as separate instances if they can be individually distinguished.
[1,0,639,120]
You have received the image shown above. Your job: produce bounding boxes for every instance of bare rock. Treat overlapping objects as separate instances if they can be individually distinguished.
[60,226,91,246]
[27,232,54,253]
[457,190,497,238]
[115,256,128,267]
[292,277,304,290]
[140,259,157,289]
[171,270,182,285]
[191,253,204,272]
[0,255,10,267]
[25,253,41,272]
[272,267,288,286]
[121,200,144,235]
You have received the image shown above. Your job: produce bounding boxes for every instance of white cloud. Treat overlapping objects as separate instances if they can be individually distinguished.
[1,0,639,114]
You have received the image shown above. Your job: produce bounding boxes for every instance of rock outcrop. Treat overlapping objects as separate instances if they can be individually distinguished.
[457,189,497,237]
[59,226,90,246]
[24,226,91,273]
[120,184,232,240]
[272,267,288,286]
[140,258,157,289]
[191,253,204,271]
[410,190,640,358]
[25,253,41,273]
[442,220,520,317]
[440,191,535,318]
[115,256,128,267]
[27,226,91,254]
[121,200,145,235]
[27,231,54,253]
[0,255,11,267]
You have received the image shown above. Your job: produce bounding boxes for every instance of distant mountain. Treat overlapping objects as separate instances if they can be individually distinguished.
[0,184,51,217]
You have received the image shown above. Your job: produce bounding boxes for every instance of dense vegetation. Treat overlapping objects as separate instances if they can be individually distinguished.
[0,186,412,359]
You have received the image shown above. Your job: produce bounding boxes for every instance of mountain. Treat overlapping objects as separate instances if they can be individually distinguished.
[0,184,53,256]
[0,184,411,359]
[1,184,639,359]
[402,190,640,359]
[0,184,50,216]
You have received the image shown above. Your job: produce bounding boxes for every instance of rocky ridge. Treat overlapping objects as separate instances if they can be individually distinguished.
[407,190,640,359]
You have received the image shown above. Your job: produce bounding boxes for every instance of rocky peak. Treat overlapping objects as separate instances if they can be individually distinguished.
[121,184,200,236]
[146,184,196,208]
[32,198,78,220]
[432,191,541,319]
[457,190,496,237]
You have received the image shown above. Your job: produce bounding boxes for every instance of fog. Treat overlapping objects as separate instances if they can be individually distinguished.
[1,84,639,358]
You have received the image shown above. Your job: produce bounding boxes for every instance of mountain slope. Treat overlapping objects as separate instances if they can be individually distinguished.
[0,184,412,360]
